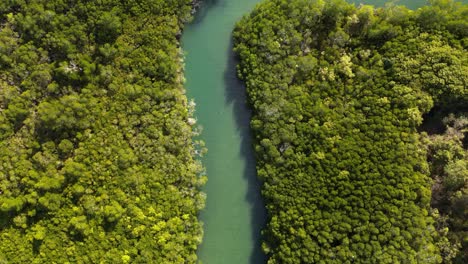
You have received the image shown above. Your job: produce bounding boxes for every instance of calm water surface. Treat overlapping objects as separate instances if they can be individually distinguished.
[181,0,265,263]
[181,0,445,263]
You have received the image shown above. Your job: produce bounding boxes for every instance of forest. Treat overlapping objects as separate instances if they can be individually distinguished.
[0,0,206,263]
[234,0,467,263]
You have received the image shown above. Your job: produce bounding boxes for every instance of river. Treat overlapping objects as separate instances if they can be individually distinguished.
[181,0,435,263]
[181,1,266,263]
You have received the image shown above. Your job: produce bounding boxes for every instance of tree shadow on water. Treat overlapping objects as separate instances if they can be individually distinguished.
[224,37,268,264]
[190,0,221,25]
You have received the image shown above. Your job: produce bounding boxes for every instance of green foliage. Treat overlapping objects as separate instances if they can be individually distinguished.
[0,0,204,262]
[425,114,468,263]
[234,0,467,263]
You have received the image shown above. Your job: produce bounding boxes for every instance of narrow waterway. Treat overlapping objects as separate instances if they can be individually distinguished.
[181,0,265,263]
[181,0,432,263]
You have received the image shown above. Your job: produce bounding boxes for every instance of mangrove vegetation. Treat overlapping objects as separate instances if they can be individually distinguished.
[0,0,205,262]
[234,0,467,263]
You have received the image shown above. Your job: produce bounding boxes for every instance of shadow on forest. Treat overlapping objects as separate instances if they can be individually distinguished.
[419,103,468,136]
[224,37,267,264]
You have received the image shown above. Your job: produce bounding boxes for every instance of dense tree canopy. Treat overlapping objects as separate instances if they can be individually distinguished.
[0,0,205,262]
[234,0,467,263]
